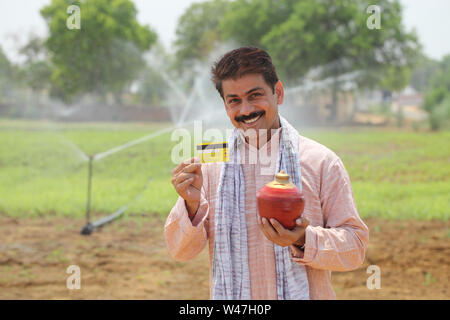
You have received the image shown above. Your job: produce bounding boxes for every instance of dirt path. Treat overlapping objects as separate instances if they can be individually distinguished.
[0,215,448,299]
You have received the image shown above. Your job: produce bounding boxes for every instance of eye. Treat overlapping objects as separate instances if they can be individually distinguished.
[250,92,262,98]
[228,98,240,105]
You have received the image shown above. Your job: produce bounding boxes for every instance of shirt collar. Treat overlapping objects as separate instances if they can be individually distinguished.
[237,126,282,151]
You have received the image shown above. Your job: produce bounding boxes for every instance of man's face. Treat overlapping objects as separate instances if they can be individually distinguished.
[222,73,284,134]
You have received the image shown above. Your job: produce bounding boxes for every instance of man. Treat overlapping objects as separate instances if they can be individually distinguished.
[165,47,369,300]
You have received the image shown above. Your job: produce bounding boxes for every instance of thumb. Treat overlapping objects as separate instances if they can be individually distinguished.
[295,217,310,228]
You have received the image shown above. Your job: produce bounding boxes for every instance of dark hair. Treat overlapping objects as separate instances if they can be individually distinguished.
[211,46,279,99]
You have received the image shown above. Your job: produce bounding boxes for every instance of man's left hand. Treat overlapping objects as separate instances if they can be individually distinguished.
[257,216,310,247]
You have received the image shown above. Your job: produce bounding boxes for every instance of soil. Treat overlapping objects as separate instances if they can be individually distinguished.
[0,215,448,300]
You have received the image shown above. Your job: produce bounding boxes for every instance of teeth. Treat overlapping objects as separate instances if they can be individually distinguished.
[243,114,262,124]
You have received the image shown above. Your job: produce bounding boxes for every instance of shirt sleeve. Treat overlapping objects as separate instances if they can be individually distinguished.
[290,157,369,272]
[164,166,210,262]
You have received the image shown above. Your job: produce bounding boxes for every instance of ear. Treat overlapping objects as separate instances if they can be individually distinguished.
[274,80,284,105]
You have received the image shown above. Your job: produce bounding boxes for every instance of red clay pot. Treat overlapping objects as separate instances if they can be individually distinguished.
[257,170,305,230]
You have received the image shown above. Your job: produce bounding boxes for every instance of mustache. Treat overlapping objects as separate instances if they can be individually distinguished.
[235,110,265,122]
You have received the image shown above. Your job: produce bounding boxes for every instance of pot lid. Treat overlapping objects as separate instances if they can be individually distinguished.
[266,170,296,189]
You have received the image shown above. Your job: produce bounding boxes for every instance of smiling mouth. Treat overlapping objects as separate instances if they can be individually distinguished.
[236,111,265,125]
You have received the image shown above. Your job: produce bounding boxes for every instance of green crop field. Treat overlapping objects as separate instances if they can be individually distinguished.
[0,119,449,220]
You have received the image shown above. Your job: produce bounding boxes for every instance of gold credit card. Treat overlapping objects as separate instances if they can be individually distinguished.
[196,142,229,163]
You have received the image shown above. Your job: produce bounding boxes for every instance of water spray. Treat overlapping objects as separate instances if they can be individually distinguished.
[75,54,229,235]
[93,125,176,162]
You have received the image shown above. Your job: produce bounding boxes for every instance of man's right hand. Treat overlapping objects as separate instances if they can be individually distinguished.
[171,157,203,216]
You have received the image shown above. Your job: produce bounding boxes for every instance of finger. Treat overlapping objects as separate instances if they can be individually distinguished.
[172,157,197,176]
[172,162,187,176]
[257,216,266,232]
[183,156,199,165]
[176,177,194,193]
[184,156,201,166]
[295,217,310,228]
[269,218,287,236]
[181,162,202,174]
[175,172,196,186]
[174,159,202,178]
[270,219,299,244]
[258,217,273,240]
[257,216,269,233]
[262,217,279,238]
[271,218,304,246]
[193,156,201,163]
[257,215,262,227]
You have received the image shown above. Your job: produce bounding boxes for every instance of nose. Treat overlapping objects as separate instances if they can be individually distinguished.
[239,99,255,116]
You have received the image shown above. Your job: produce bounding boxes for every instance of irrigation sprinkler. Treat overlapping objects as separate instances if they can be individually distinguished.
[78,127,175,235]
[79,153,153,235]
[80,155,94,235]
[78,120,203,236]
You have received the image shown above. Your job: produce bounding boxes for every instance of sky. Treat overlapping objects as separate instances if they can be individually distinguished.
[0,0,450,64]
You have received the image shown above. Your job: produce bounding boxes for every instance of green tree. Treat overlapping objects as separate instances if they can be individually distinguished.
[18,35,52,92]
[379,65,412,92]
[219,0,297,53]
[41,0,157,103]
[174,0,419,122]
[174,0,231,72]
[222,0,419,120]
[133,40,174,107]
[136,65,167,106]
[221,0,418,81]
[0,46,13,102]
[410,54,439,93]
[423,54,450,130]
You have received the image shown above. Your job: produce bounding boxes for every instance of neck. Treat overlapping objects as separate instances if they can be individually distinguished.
[244,130,270,149]
[244,117,281,149]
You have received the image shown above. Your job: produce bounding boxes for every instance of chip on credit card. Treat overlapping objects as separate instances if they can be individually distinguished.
[196,142,229,163]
